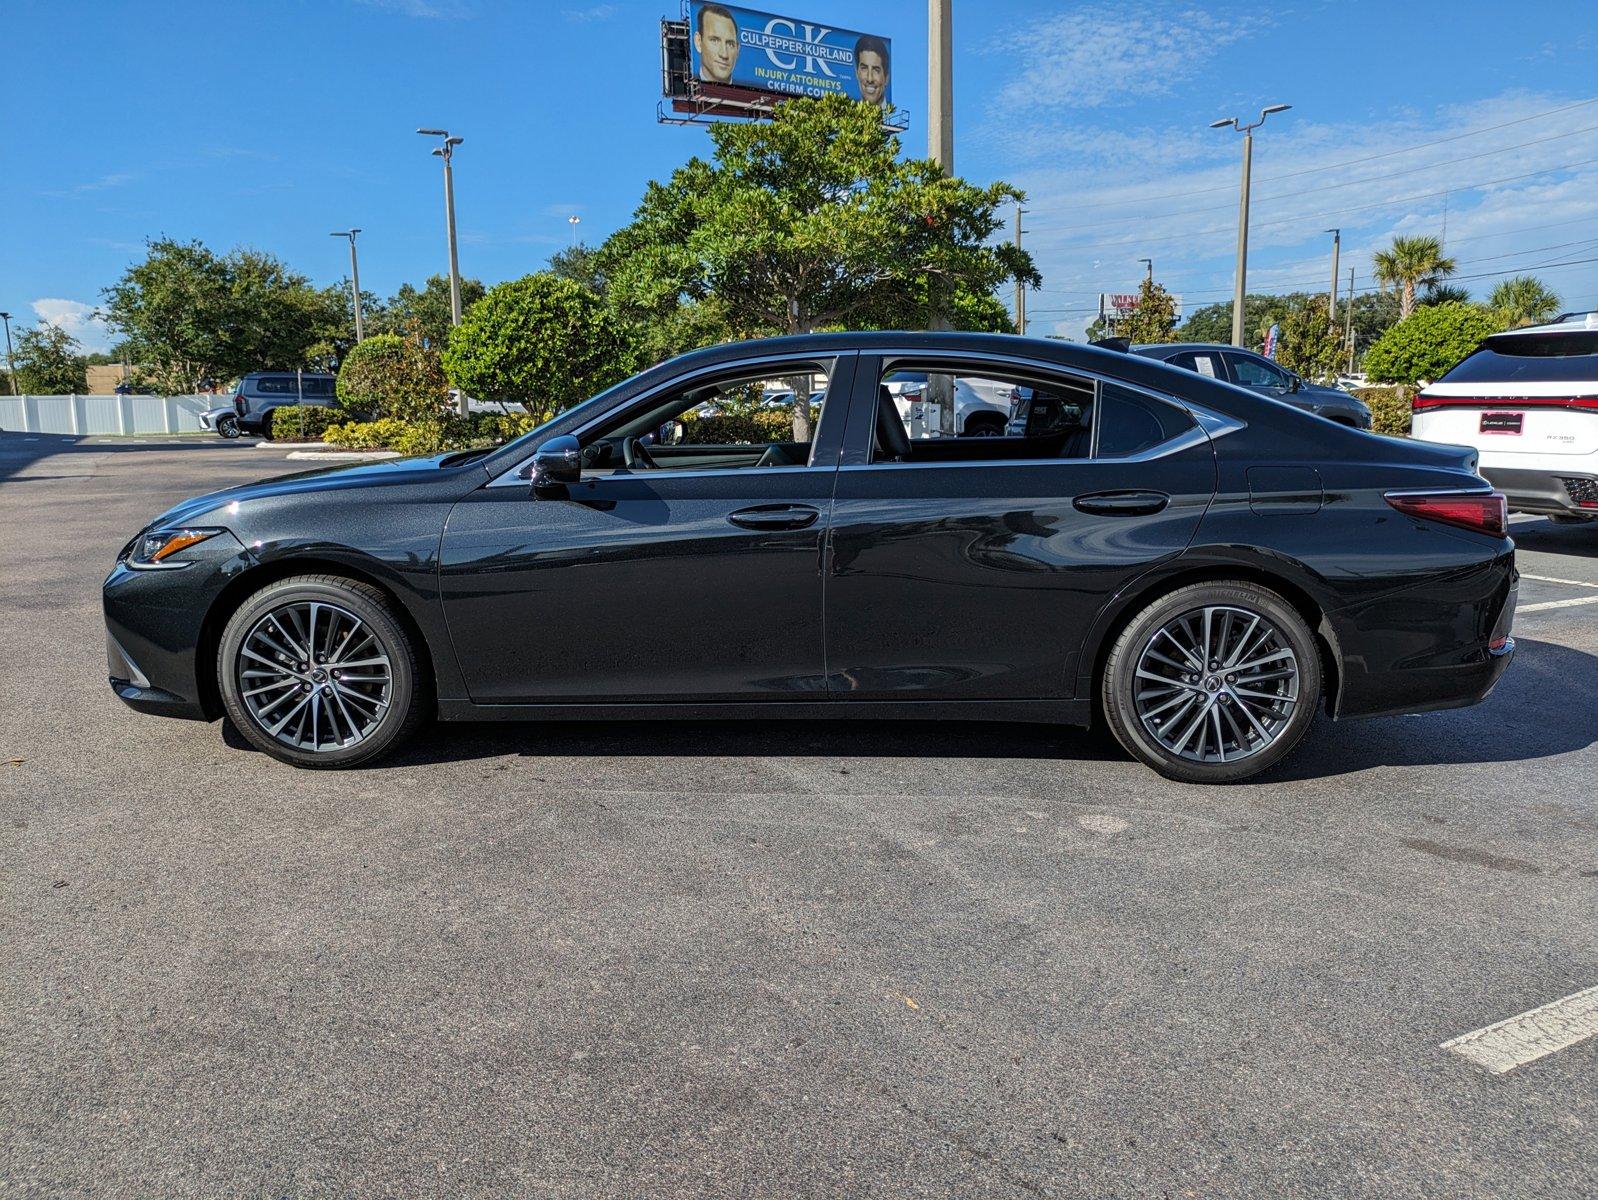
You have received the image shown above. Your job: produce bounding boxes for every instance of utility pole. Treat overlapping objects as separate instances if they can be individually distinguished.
[926,0,956,433]
[330,229,365,342]
[0,312,16,396]
[1211,104,1291,347]
[1326,228,1340,321]
[1013,203,1028,335]
[418,128,467,415]
[1345,266,1356,375]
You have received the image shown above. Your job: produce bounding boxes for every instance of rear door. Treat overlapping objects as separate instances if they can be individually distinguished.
[824,352,1216,702]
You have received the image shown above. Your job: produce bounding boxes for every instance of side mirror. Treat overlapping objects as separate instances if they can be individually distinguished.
[531,435,581,493]
[658,419,685,445]
[1287,374,1303,393]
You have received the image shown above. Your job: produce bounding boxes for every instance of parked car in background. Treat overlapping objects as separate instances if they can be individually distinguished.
[198,405,245,439]
[884,370,1013,436]
[1133,343,1372,429]
[230,373,338,438]
[1410,312,1598,523]
[105,331,1514,783]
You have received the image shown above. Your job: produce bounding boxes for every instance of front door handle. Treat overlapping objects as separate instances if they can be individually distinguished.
[1074,490,1170,517]
[728,504,821,531]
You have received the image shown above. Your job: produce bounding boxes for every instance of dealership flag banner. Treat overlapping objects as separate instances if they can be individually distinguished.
[688,2,893,106]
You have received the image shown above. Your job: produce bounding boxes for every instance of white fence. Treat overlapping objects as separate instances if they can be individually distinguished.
[0,394,215,436]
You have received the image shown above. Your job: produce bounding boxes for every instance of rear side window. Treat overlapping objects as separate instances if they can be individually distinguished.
[305,378,335,398]
[1168,350,1224,380]
[253,377,295,395]
[1441,333,1598,385]
[1094,383,1196,458]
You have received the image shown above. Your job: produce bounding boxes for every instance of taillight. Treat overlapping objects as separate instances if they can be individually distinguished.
[233,393,247,415]
[1385,490,1507,537]
[1412,393,1598,411]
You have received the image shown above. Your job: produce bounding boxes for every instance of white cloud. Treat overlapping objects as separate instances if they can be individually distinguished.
[353,0,470,18]
[985,4,1254,114]
[564,4,617,21]
[31,299,112,354]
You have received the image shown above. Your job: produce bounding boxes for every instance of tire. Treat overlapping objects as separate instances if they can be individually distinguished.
[259,408,275,440]
[217,575,429,768]
[216,414,241,439]
[963,417,1004,438]
[1101,581,1322,784]
[1547,514,1596,525]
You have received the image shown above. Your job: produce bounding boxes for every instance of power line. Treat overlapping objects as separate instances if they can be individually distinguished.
[1047,97,1598,213]
[1031,123,1598,234]
[1032,156,1598,254]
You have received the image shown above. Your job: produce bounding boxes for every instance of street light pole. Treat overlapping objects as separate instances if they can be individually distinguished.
[1325,228,1341,321]
[568,214,581,249]
[0,312,16,396]
[1138,257,1153,283]
[418,128,466,415]
[1211,104,1291,348]
[330,229,364,342]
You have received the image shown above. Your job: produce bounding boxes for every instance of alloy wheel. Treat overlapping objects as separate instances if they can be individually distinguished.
[236,601,392,752]
[1132,604,1300,764]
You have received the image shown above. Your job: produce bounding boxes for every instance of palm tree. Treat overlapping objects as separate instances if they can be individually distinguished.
[1488,276,1562,328]
[1419,284,1471,308]
[1372,235,1458,319]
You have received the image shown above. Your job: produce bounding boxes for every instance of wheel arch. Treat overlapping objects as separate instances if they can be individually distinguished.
[1078,554,1344,725]
[196,556,439,720]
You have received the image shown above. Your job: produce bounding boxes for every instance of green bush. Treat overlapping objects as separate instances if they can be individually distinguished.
[270,404,341,441]
[1363,302,1501,386]
[1354,386,1412,437]
[681,410,797,444]
[335,333,452,423]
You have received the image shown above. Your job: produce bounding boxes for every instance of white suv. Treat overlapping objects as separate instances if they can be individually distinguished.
[1411,312,1598,523]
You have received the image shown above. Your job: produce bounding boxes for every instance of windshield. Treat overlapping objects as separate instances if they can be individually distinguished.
[1441,332,1598,385]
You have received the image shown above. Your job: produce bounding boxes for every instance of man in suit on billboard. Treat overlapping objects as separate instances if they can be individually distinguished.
[695,4,740,84]
[854,34,889,106]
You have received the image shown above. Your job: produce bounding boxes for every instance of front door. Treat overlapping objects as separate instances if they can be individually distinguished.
[439,355,853,705]
[824,353,1215,701]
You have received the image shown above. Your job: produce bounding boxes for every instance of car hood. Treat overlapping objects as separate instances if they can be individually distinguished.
[145,452,485,530]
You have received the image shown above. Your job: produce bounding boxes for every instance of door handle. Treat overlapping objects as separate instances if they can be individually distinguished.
[728,504,821,531]
[1074,490,1170,516]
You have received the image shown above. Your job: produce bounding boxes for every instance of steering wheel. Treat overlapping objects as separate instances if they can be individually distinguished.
[622,436,659,470]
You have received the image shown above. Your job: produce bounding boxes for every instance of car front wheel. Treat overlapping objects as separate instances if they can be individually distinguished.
[217,575,428,768]
[1102,581,1322,783]
[216,414,241,439]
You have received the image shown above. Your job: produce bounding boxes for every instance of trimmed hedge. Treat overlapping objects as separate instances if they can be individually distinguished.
[681,410,796,445]
[267,404,341,441]
[1353,386,1412,437]
[322,410,541,455]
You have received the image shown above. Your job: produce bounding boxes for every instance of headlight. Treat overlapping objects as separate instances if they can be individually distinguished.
[126,527,223,569]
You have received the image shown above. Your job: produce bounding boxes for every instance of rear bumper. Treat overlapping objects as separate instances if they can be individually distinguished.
[1329,553,1517,720]
[1480,466,1598,518]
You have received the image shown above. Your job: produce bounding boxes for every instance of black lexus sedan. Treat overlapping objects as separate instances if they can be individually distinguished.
[103,332,1516,783]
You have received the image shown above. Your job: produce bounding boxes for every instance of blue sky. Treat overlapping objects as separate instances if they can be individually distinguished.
[5,0,1596,350]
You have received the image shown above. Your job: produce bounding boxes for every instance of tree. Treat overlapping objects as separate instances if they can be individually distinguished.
[1272,295,1345,382]
[102,238,338,393]
[547,244,607,296]
[1117,277,1178,344]
[1372,235,1457,319]
[1489,275,1561,328]
[1419,283,1471,308]
[441,273,638,423]
[335,333,452,423]
[376,274,486,351]
[598,94,1037,439]
[1362,302,1500,386]
[13,323,88,394]
[1177,293,1291,345]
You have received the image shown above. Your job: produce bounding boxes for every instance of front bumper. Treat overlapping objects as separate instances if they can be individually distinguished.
[103,531,257,721]
[1480,466,1598,518]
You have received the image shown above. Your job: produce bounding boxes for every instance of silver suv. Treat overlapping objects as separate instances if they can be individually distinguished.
[230,372,337,437]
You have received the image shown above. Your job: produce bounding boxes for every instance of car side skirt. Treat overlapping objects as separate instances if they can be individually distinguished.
[436,698,1092,726]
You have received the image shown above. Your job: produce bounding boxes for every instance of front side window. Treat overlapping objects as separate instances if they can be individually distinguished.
[1226,354,1289,389]
[581,360,834,473]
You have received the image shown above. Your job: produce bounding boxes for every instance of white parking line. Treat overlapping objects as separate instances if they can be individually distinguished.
[1518,596,1598,613]
[1441,984,1598,1074]
[1520,574,1598,590]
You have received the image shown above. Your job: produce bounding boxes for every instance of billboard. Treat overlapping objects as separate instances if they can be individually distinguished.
[1099,292,1184,321]
[687,2,892,108]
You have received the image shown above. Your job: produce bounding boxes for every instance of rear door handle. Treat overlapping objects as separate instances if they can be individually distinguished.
[728,504,821,531]
[1074,490,1170,516]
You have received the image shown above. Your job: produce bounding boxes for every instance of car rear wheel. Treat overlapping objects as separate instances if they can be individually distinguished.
[217,575,428,768]
[1102,581,1322,783]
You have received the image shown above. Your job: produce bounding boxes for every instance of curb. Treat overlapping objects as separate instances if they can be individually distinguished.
[285,450,402,461]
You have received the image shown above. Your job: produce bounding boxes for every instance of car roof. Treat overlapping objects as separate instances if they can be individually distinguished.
[1131,342,1242,354]
[1492,312,1598,337]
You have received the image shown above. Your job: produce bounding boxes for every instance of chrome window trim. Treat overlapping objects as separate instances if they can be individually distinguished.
[488,350,854,487]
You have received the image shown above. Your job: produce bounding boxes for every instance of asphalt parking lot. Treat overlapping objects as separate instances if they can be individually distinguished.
[3,433,1594,1199]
